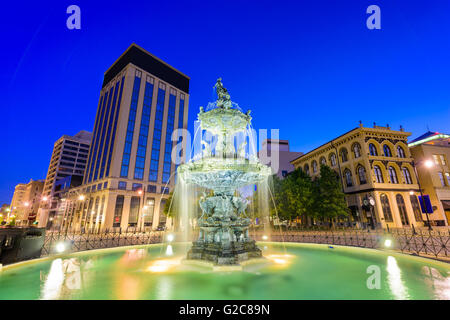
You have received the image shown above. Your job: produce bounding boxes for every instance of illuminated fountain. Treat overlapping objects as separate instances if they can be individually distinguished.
[178,78,272,267]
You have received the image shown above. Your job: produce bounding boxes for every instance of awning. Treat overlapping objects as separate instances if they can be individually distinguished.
[442,200,450,210]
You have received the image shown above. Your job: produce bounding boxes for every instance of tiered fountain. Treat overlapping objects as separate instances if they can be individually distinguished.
[178,78,272,268]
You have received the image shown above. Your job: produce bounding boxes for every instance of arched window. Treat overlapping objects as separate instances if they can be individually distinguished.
[388,166,398,184]
[353,143,361,158]
[304,164,310,175]
[374,165,384,183]
[383,145,392,157]
[358,166,367,184]
[344,169,353,187]
[380,194,393,222]
[396,194,409,226]
[312,160,318,173]
[320,157,326,165]
[402,167,412,184]
[330,153,337,167]
[410,195,423,222]
[369,143,378,156]
[397,146,406,158]
[340,148,348,162]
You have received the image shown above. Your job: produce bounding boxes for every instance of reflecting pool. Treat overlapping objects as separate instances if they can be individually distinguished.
[0,243,449,300]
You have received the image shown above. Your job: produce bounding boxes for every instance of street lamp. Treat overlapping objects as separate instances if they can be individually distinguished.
[424,160,434,168]
[411,159,434,230]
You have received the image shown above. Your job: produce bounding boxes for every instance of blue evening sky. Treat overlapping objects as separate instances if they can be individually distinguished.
[1,0,449,203]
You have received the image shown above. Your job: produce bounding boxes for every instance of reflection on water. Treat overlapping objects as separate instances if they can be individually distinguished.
[119,249,147,266]
[386,256,409,300]
[155,276,173,300]
[421,266,450,300]
[41,259,64,300]
[40,257,95,300]
[116,273,141,300]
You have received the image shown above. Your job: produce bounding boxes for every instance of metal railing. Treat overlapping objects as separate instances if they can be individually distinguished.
[41,228,163,256]
[40,227,450,261]
[252,227,450,260]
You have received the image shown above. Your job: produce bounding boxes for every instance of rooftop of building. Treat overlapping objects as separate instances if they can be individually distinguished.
[291,122,411,164]
[259,139,303,154]
[57,130,92,144]
[73,130,93,141]
[408,131,450,147]
[103,43,190,93]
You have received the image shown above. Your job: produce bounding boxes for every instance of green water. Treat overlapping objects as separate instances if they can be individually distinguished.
[0,242,449,300]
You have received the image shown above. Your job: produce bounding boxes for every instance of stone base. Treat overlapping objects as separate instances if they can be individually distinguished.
[182,257,268,272]
[186,239,262,265]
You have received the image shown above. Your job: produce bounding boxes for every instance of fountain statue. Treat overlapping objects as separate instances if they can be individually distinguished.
[178,78,272,266]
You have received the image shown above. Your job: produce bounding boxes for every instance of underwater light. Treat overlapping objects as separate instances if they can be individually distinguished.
[266,254,294,266]
[146,259,179,273]
[55,242,66,253]
[384,239,392,248]
[166,245,173,256]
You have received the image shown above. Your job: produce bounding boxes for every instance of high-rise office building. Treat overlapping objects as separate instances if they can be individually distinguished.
[62,43,189,232]
[37,130,92,228]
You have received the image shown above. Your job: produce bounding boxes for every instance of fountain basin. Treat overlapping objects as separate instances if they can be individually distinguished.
[198,107,251,135]
[1,242,449,300]
[178,157,271,192]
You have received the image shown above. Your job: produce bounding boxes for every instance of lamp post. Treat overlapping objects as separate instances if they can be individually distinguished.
[411,159,433,231]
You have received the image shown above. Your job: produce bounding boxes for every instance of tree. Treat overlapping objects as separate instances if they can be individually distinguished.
[271,174,292,221]
[284,168,315,225]
[313,164,349,224]
[269,169,315,226]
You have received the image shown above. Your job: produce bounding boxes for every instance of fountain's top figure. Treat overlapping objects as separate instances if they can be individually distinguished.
[214,77,232,109]
[198,78,252,137]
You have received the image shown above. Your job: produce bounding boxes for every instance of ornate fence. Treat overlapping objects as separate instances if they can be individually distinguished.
[41,227,450,261]
[41,229,163,256]
[253,228,450,260]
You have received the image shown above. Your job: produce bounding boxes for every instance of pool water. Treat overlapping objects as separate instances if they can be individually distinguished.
[0,242,449,300]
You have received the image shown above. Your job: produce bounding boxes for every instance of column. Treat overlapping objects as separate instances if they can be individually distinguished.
[388,192,403,228]
[121,196,131,230]
[102,192,117,231]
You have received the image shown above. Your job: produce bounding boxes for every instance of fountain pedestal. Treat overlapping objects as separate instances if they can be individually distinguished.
[187,239,262,265]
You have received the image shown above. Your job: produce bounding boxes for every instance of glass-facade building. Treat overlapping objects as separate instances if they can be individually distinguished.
[61,44,189,232]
